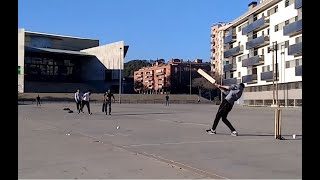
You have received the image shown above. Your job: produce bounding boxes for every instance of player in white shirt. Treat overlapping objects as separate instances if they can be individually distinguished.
[81,90,92,115]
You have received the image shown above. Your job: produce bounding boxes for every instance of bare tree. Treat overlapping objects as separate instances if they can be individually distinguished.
[192,77,207,96]
[203,79,217,101]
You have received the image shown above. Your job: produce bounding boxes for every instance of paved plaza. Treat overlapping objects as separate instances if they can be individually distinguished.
[18,102,302,179]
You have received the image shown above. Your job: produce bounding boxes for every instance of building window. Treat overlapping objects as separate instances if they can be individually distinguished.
[285,0,290,7]
[274,6,278,13]
[267,28,270,35]
[254,49,258,56]
[275,25,279,32]
[285,40,289,48]
[295,16,298,21]
[238,26,241,32]
[18,66,21,75]
[262,30,264,36]
[238,57,241,62]
[262,48,265,55]
[285,61,290,68]
[296,58,302,66]
[238,72,241,77]
[285,20,289,25]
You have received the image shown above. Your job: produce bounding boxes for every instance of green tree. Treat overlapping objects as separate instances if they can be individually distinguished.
[124,60,151,78]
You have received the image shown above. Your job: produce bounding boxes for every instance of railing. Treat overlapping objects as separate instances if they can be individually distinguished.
[246,35,270,49]
[295,0,302,9]
[288,42,302,56]
[223,78,237,85]
[283,19,302,36]
[260,71,273,80]
[224,45,244,58]
[242,16,269,35]
[242,74,258,83]
[223,64,237,72]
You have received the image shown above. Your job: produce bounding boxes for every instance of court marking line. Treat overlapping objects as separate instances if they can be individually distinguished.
[131,150,230,180]
[122,138,272,147]
[103,133,115,136]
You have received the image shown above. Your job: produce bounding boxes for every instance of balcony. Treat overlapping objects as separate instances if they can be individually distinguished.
[295,65,302,76]
[283,19,302,36]
[295,0,302,9]
[242,16,270,35]
[224,45,244,58]
[260,71,273,81]
[242,55,264,67]
[246,35,270,49]
[224,34,237,44]
[288,42,302,56]
[223,78,237,85]
[223,63,237,72]
[242,74,258,83]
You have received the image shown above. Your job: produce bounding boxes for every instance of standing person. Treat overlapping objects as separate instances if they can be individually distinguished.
[206,83,245,136]
[81,90,92,115]
[74,89,83,113]
[36,94,41,106]
[165,93,169,106]
[103,89,115,115]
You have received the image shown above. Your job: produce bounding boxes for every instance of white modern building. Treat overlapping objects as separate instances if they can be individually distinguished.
[217,0,302,106]
[18,29,129,93]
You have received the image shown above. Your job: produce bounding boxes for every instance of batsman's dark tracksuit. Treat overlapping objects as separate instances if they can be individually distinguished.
[211,84,244,132]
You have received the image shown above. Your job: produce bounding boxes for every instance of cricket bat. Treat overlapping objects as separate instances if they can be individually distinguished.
[197,68,216,84]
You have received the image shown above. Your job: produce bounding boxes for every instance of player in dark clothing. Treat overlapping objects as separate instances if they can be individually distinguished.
[103,90,115,115]
[36,94,41,106]
[206,83,245,136]
[165,93,169,106]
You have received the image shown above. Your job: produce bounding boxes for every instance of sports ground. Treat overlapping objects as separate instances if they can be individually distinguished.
[18,102,302,179]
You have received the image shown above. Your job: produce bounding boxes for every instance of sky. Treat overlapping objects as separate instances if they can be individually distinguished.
[18,0,256,62]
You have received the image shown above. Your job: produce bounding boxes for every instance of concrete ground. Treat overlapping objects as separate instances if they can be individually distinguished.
[18,102,302,179]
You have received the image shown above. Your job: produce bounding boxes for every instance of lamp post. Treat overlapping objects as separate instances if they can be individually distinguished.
[219,57,223,102]
[189,61,192,95]
[281,44,286,107]
[119,47,122,104]
[275,41,279,107]
[269,41,278,107]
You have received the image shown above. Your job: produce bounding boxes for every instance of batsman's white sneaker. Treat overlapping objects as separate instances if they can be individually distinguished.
[231,131,238,136]
[206,129,216,134]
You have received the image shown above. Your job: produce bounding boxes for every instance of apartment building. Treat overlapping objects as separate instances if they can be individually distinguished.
[134,59,211,94]
[134,61,171,94]
[220,0,302,106]
[210,22,231,81]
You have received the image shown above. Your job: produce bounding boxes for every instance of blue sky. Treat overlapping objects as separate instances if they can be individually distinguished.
[18,0,255,62]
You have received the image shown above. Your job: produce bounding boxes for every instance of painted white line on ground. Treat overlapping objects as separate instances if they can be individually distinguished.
[116,133,130,136]
[103,133,115,136]
[123,138,272,147]
[139,151,230,180]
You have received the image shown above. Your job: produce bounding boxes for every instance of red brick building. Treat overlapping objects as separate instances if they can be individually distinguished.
[134,59,211,94]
